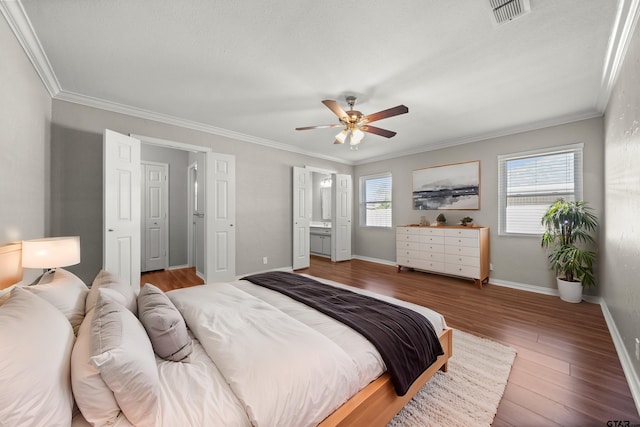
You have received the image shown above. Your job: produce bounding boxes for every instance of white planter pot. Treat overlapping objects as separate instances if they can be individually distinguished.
[557,278,582,303]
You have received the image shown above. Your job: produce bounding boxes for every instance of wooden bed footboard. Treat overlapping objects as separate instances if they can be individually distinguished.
[319,327,453,427]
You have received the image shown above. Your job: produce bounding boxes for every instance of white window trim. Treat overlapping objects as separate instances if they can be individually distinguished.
[498,143,584,237]
[359,172,393,229]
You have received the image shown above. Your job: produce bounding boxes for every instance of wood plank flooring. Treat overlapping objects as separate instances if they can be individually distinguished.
[142,258,640,426]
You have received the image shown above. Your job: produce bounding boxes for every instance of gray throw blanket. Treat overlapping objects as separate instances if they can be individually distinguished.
[242,271,444,395]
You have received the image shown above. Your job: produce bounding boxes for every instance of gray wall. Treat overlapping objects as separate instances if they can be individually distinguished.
[49,99,352,282]
[0,17,51,284]
[141,144,188,267]
[353,117,604,291]
[603,16,640,388]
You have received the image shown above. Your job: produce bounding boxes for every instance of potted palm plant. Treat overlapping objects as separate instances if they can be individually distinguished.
[541,199,598,303]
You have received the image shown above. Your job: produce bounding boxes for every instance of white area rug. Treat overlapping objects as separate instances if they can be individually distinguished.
[388,329,516,427]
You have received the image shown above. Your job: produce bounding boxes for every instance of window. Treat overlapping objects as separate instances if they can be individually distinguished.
[498,143,583,235]
[360,173,392,227]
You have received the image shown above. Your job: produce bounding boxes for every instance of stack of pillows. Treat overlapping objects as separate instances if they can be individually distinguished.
[0,268,193,426]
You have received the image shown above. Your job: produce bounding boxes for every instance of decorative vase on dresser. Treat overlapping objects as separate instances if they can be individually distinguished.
[396,225,490,287]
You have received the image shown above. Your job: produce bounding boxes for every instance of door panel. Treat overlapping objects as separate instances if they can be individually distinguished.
[141,162,168,272]
[292,167,311,270]
[205,153,235,282]
[332,174,352,262]
[104,129,141,293]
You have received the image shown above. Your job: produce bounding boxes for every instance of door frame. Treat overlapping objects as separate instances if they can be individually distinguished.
[141,161,169,272]
[187,161,197,269]
[131,134,235,283]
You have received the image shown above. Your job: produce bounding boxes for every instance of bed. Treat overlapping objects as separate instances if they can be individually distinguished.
[0,242,452,427]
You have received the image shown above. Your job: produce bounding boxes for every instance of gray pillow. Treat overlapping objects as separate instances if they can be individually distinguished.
[138,283,192,362]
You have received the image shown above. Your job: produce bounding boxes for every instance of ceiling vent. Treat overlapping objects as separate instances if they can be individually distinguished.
[489,0,531,25]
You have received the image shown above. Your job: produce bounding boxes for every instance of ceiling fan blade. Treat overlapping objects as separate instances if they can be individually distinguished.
[361,105,409,124]
[322,100,349,120]
[295,124,343,131]
[360,125,397,138]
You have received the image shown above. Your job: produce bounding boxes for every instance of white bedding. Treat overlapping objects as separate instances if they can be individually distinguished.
[167,275,447,427]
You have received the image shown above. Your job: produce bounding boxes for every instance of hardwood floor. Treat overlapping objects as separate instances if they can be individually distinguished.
[142,258,640,426]
[140,267,204,291]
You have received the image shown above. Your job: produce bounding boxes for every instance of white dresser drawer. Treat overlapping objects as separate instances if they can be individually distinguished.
[419,228,445,236]
[445,236,478,248]
[397,256,423,268]
[444,228,478,239]
[445,263,480,278]
[398,233,422,243]
[397,249,425,259]
[417,260,445,273]
[396,227,417,235]
[422,252,445,262]
[424,243,445,253]
[396,241,423,251]
[423,235,445,245]
[445,253,480,267]
[444,245,479,257]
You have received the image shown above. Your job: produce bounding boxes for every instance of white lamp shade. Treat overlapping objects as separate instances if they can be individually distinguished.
[22,236,81,269]
[335,129,348,144]
[350,129,364,145]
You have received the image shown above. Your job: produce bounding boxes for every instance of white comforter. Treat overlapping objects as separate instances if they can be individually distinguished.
[167,275,447,427]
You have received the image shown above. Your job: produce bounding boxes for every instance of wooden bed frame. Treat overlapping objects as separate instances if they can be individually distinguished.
[0,242,452,426]
[0,242,22,290]
[320,327,452,427]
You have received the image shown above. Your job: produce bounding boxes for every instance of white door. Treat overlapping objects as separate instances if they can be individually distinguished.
[103,129,141,293]
[292,166,312,270]
[141,162,168,272]
[205,152,235,282]
[332,173,352,262]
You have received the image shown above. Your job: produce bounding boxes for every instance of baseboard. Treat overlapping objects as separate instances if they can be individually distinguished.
[351,255,397,267]
[489,278,559,296]
[600,301,640,415]
[234,266,293,280]
[167,264,190,270]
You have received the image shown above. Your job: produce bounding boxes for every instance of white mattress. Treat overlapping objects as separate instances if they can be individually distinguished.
[166,274,447,427]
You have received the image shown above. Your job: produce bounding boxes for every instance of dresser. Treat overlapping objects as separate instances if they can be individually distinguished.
[396,225,490,287]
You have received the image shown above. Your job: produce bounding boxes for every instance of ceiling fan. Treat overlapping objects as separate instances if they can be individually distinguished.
[296,96,409,147]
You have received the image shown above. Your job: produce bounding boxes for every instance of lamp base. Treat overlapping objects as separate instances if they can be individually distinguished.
[29,268,57,286]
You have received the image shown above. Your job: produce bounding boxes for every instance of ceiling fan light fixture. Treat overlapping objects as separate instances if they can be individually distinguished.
[350,129,364,145]
[335,129,348,144]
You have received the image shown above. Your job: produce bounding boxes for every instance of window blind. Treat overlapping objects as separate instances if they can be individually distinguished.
[498,144,583,235]
[360,173,392,227]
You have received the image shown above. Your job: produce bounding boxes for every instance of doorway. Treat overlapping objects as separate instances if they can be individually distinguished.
[104,130,236,291]
[292,166,352,270]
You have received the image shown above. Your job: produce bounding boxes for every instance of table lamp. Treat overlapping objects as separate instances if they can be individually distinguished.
[22,236,81,285]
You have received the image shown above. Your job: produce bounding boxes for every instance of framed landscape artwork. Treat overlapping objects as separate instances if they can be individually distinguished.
[412,160,480,210]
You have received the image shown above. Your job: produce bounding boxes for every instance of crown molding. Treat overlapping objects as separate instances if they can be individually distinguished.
[353,110,602,165]
[55,90,353,165]
[0,0,61,97]
[597,0,640,112]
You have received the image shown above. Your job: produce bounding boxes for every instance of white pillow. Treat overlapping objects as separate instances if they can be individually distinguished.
[25,267,89,334]
[86,269,137,315]
[90,289,160,427]
[0,287,75,426]
[71,307,123,426]
[138,283,192,362]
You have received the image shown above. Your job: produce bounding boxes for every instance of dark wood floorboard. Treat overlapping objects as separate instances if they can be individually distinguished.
[142,258,640,426]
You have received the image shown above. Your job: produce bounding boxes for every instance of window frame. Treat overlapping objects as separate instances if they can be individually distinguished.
[359,172,393,229]
[498,143,584,237]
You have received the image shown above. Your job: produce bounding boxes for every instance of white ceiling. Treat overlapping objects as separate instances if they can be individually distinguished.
[4,0,632,164]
